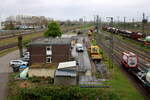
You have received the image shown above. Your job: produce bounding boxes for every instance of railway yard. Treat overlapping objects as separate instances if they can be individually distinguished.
[95,29,150,100]
[1,0,150,99]
[0,24,150,100]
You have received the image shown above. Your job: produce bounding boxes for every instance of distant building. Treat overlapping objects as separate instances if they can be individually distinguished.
[29,38,72,66]
[0,21,2,29]
[1,21,21,29]
[79,18,83,23]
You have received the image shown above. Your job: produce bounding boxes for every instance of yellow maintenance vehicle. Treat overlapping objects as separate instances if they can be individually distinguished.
[88,45,102,62]
[88,30,92,36]
[88,29,94,36]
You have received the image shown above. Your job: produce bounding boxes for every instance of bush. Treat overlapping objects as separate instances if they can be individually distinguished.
[28,76,41,83]
[17,86,121,100]
[23,39,31,48]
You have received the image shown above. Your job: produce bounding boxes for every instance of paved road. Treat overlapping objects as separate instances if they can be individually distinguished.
[0,50,19,100]
[72,36,92,73]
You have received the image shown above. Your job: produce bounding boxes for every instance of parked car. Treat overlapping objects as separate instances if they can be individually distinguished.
[23,52,30,57]
[10,60,28,66]
[21,56,30,62]
[76,43,84,52]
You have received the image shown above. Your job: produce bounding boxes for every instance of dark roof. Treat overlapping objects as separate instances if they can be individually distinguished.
[29,38,71,45]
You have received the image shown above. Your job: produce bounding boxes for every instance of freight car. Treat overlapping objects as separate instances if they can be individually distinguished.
[144,36,150,45]
[102,26,144,40]
[121,51,150,87]
[121,52,138,69]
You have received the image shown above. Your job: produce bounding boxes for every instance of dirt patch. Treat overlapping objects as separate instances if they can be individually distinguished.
[19,81,31,88]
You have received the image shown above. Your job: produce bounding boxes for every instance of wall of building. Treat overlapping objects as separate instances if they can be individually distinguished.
[29,45,46,64]
[54,77,77,85]
[52,45,71,63]
[28,68,55,78]
[29,44,71,65]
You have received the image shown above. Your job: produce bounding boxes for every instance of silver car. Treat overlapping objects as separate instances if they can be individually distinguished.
[10,60,28,66]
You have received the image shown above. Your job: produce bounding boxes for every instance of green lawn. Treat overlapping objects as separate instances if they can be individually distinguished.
[108,65,144,100]
[0,32,43,47]
[0,47,18,57]
[0,32,44,57]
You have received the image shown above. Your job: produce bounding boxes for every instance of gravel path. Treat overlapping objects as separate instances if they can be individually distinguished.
[0,50,19,100]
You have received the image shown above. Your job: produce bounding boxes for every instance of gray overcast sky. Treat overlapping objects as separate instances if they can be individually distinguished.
[0,0,149,21]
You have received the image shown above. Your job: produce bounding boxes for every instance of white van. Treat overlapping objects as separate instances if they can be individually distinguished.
[76,43,84,52]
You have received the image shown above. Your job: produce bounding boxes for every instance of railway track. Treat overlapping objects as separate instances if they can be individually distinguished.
[101,32,150,69]
[0,36,42,51]
[0,29,45,40]
[0,27,82,52]
[96,32,150,100]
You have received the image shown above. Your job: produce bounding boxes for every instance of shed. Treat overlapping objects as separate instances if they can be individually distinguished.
[54,61,77,85]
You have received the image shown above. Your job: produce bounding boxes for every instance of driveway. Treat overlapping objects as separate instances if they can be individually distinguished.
[0,50,19,100]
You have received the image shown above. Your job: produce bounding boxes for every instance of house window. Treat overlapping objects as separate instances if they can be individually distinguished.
[46,46,52,55]
[46,46,51,51]
[46,57,52,63]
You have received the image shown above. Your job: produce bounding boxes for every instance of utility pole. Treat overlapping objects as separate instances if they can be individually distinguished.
[110,17,113,27]
[18,35,23,57]
[142,13,148,37]
[132,18,134,23]
[123,17,126,30]
[95,15,99,33]
[83,16,86,28]
[132,18,135,29]
[106,17,113,27]
[110,17,114,68]
[117,16,120,28]
[106,17,114,68]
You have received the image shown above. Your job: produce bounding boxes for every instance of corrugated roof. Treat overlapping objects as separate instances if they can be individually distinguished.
[57,61,76,69]
[55,70,77,77]
[29,38,71,45]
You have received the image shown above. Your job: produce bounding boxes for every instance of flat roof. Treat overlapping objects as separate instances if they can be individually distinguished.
[29,38,71,45]
[61,34,77,38]
[57,61,76,69]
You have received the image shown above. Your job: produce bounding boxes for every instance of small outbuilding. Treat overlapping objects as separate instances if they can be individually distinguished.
[54,61,77,85]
